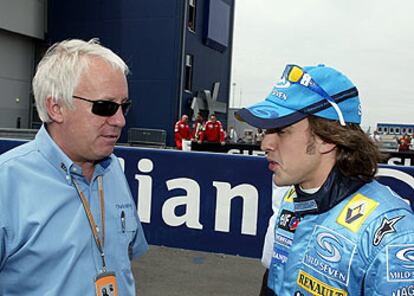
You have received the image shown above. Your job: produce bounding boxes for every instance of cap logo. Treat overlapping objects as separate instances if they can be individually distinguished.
[250,106,280,118]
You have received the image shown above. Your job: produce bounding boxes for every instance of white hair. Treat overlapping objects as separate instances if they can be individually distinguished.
[32,38,129,123]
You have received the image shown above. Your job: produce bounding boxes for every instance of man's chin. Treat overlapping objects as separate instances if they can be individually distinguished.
[95,147,115,160]
[273,175,292,187]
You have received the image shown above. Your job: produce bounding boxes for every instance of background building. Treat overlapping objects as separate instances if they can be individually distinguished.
[0,0,46,129]
[0,0,235,146]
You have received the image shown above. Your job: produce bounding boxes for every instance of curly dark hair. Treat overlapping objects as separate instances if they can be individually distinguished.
[308,116,384,182]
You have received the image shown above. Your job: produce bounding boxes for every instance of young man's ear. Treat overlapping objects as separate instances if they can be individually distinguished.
[45,96,64,123]
[318,140,336,155]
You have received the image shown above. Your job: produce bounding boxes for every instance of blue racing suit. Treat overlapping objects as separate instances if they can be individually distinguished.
[268,168,414,296]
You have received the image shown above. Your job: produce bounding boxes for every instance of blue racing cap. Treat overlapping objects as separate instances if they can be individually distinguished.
[236,64,361,129]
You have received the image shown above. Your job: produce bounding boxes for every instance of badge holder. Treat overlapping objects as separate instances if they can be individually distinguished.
[96,271,118,296]
[73,177,118,296]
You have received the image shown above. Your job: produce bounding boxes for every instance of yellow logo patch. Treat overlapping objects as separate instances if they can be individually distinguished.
[283,187,296,203]
[297,270,348,296]
[336,194,379,233]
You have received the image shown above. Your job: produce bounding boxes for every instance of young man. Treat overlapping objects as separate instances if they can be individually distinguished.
[237,64,414,295]
[0,39,148,295]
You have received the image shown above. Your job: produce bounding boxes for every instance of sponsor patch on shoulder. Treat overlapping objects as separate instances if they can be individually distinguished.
[336,194,379,233]
[297,270,348,296]
[373,216,404,246]
[387,244,414,282]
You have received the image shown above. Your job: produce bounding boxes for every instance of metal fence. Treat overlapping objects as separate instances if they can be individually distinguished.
[127,128,167,148]
[0,128,38,140]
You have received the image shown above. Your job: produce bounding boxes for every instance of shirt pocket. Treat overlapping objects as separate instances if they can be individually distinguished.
[114,210,138,270]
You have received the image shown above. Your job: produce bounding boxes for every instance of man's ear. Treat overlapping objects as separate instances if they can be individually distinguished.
[318,140,336,155]
[45,96,64,123]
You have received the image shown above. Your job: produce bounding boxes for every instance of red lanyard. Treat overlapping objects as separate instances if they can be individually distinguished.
[72,175,107,271]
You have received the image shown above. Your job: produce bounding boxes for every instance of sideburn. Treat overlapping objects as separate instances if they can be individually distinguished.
[306,132,316,155]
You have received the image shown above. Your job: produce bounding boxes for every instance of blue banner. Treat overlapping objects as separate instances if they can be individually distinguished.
[1,139,413,258]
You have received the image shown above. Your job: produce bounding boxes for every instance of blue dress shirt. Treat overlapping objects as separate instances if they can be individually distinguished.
[0,125,148,295]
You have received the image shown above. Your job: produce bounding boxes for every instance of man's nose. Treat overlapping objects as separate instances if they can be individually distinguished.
[261,134,276,152]
[107,106,126,127]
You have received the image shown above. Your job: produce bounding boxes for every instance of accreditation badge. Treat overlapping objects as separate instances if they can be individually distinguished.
[95,271,118,296]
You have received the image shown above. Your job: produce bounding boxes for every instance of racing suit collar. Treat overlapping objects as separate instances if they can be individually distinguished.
[293,166,366,215]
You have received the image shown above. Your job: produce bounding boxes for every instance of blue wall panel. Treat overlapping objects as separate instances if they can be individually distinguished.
[205,0,231,51]
[1,139,413,258]
[47,0,185,144]
[116,147,273,257]
[46,0,235,146]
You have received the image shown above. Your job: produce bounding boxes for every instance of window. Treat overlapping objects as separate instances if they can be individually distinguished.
[184,54,193,92]
[205,0,230,52]
[384,127,388,134]
[390,128,394,134]
[188,0,196,32]
[395,128,401,135]
[408,128,413,134]
[402,128,406,134]
[378,127,383,132]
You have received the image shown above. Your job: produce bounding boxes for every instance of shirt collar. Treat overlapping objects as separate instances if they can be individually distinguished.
[35,124,112,181]
[293,166,366,215]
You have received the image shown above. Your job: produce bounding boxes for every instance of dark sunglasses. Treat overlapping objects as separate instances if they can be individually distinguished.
[72,95,132,117]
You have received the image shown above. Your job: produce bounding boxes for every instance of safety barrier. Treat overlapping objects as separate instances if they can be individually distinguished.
[1,138,413,258]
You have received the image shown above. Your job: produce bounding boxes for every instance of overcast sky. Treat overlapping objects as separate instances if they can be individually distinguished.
[230,0,414,130]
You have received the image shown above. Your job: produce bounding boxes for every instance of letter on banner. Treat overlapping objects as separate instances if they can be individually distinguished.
[135,158,154,223]
[162,178,203,229]
[213,182,258,235]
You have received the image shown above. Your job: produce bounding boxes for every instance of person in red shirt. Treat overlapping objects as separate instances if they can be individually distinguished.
[174,114,192,149]
[199,114,225,144]
[398,134,411,152]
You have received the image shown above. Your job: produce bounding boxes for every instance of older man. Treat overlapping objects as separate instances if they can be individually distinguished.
[200,114,225,144]
[174,114,192,150]
[237,64,414,295]
[0,39,148,295]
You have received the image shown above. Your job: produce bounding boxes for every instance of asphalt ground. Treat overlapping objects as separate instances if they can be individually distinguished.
[132,245,265,296]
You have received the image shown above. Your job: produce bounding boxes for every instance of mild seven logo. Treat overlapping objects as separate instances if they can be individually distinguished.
[316,232,343,263]
[387,245,414,282]
[303,225,356,285]
[396,247,414,269]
